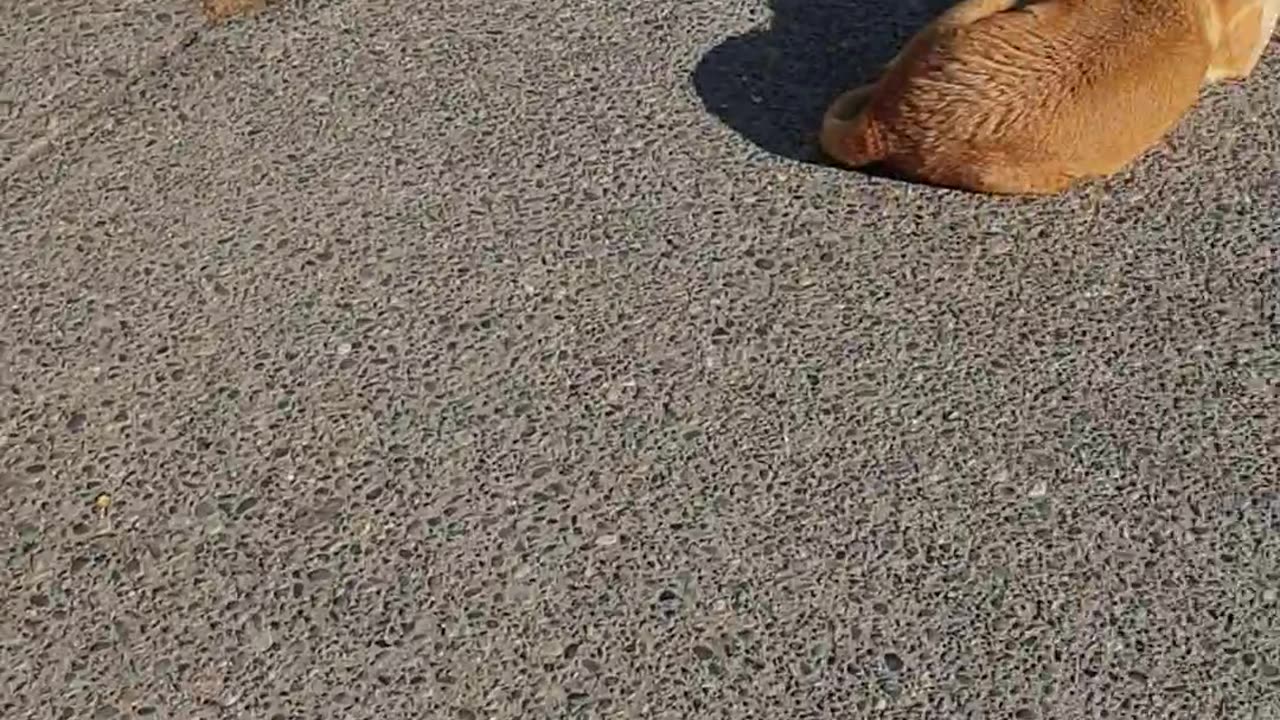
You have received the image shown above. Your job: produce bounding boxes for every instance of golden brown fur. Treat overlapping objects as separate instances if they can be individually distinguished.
[201,0,269,23]
[819,0,1280,194]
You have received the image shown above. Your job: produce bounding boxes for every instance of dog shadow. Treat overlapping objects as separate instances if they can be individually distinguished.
[691,0,956,165]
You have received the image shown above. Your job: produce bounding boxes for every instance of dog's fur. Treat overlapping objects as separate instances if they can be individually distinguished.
[202,0,268,23]
[819,0,1280,194]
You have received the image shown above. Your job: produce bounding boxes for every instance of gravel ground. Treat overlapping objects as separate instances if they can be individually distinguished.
[2,1,1278,718]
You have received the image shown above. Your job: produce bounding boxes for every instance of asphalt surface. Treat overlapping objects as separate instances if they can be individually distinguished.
[2,1,1279,718]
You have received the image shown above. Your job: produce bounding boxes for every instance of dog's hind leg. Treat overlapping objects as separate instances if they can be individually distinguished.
[936,0,1024,26]
[818,84,889,167]
[1207,0,1280,81]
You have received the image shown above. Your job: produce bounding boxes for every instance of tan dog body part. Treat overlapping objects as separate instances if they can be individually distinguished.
[820,0,1280,194]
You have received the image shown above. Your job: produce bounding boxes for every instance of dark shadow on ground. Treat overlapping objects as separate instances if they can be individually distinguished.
[692,0,955,164]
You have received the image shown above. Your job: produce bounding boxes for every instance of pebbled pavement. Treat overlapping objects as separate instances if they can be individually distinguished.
[2,1,1278,718]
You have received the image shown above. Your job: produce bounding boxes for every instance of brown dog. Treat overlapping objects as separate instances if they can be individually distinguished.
[819,0,1279,194]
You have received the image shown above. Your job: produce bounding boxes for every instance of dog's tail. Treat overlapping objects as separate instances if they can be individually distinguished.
[819,87,889,168]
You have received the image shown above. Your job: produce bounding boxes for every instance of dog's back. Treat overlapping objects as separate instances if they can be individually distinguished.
[821,0,1275,194]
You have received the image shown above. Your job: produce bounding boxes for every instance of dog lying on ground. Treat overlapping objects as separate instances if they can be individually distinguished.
[819,0,1280,195]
